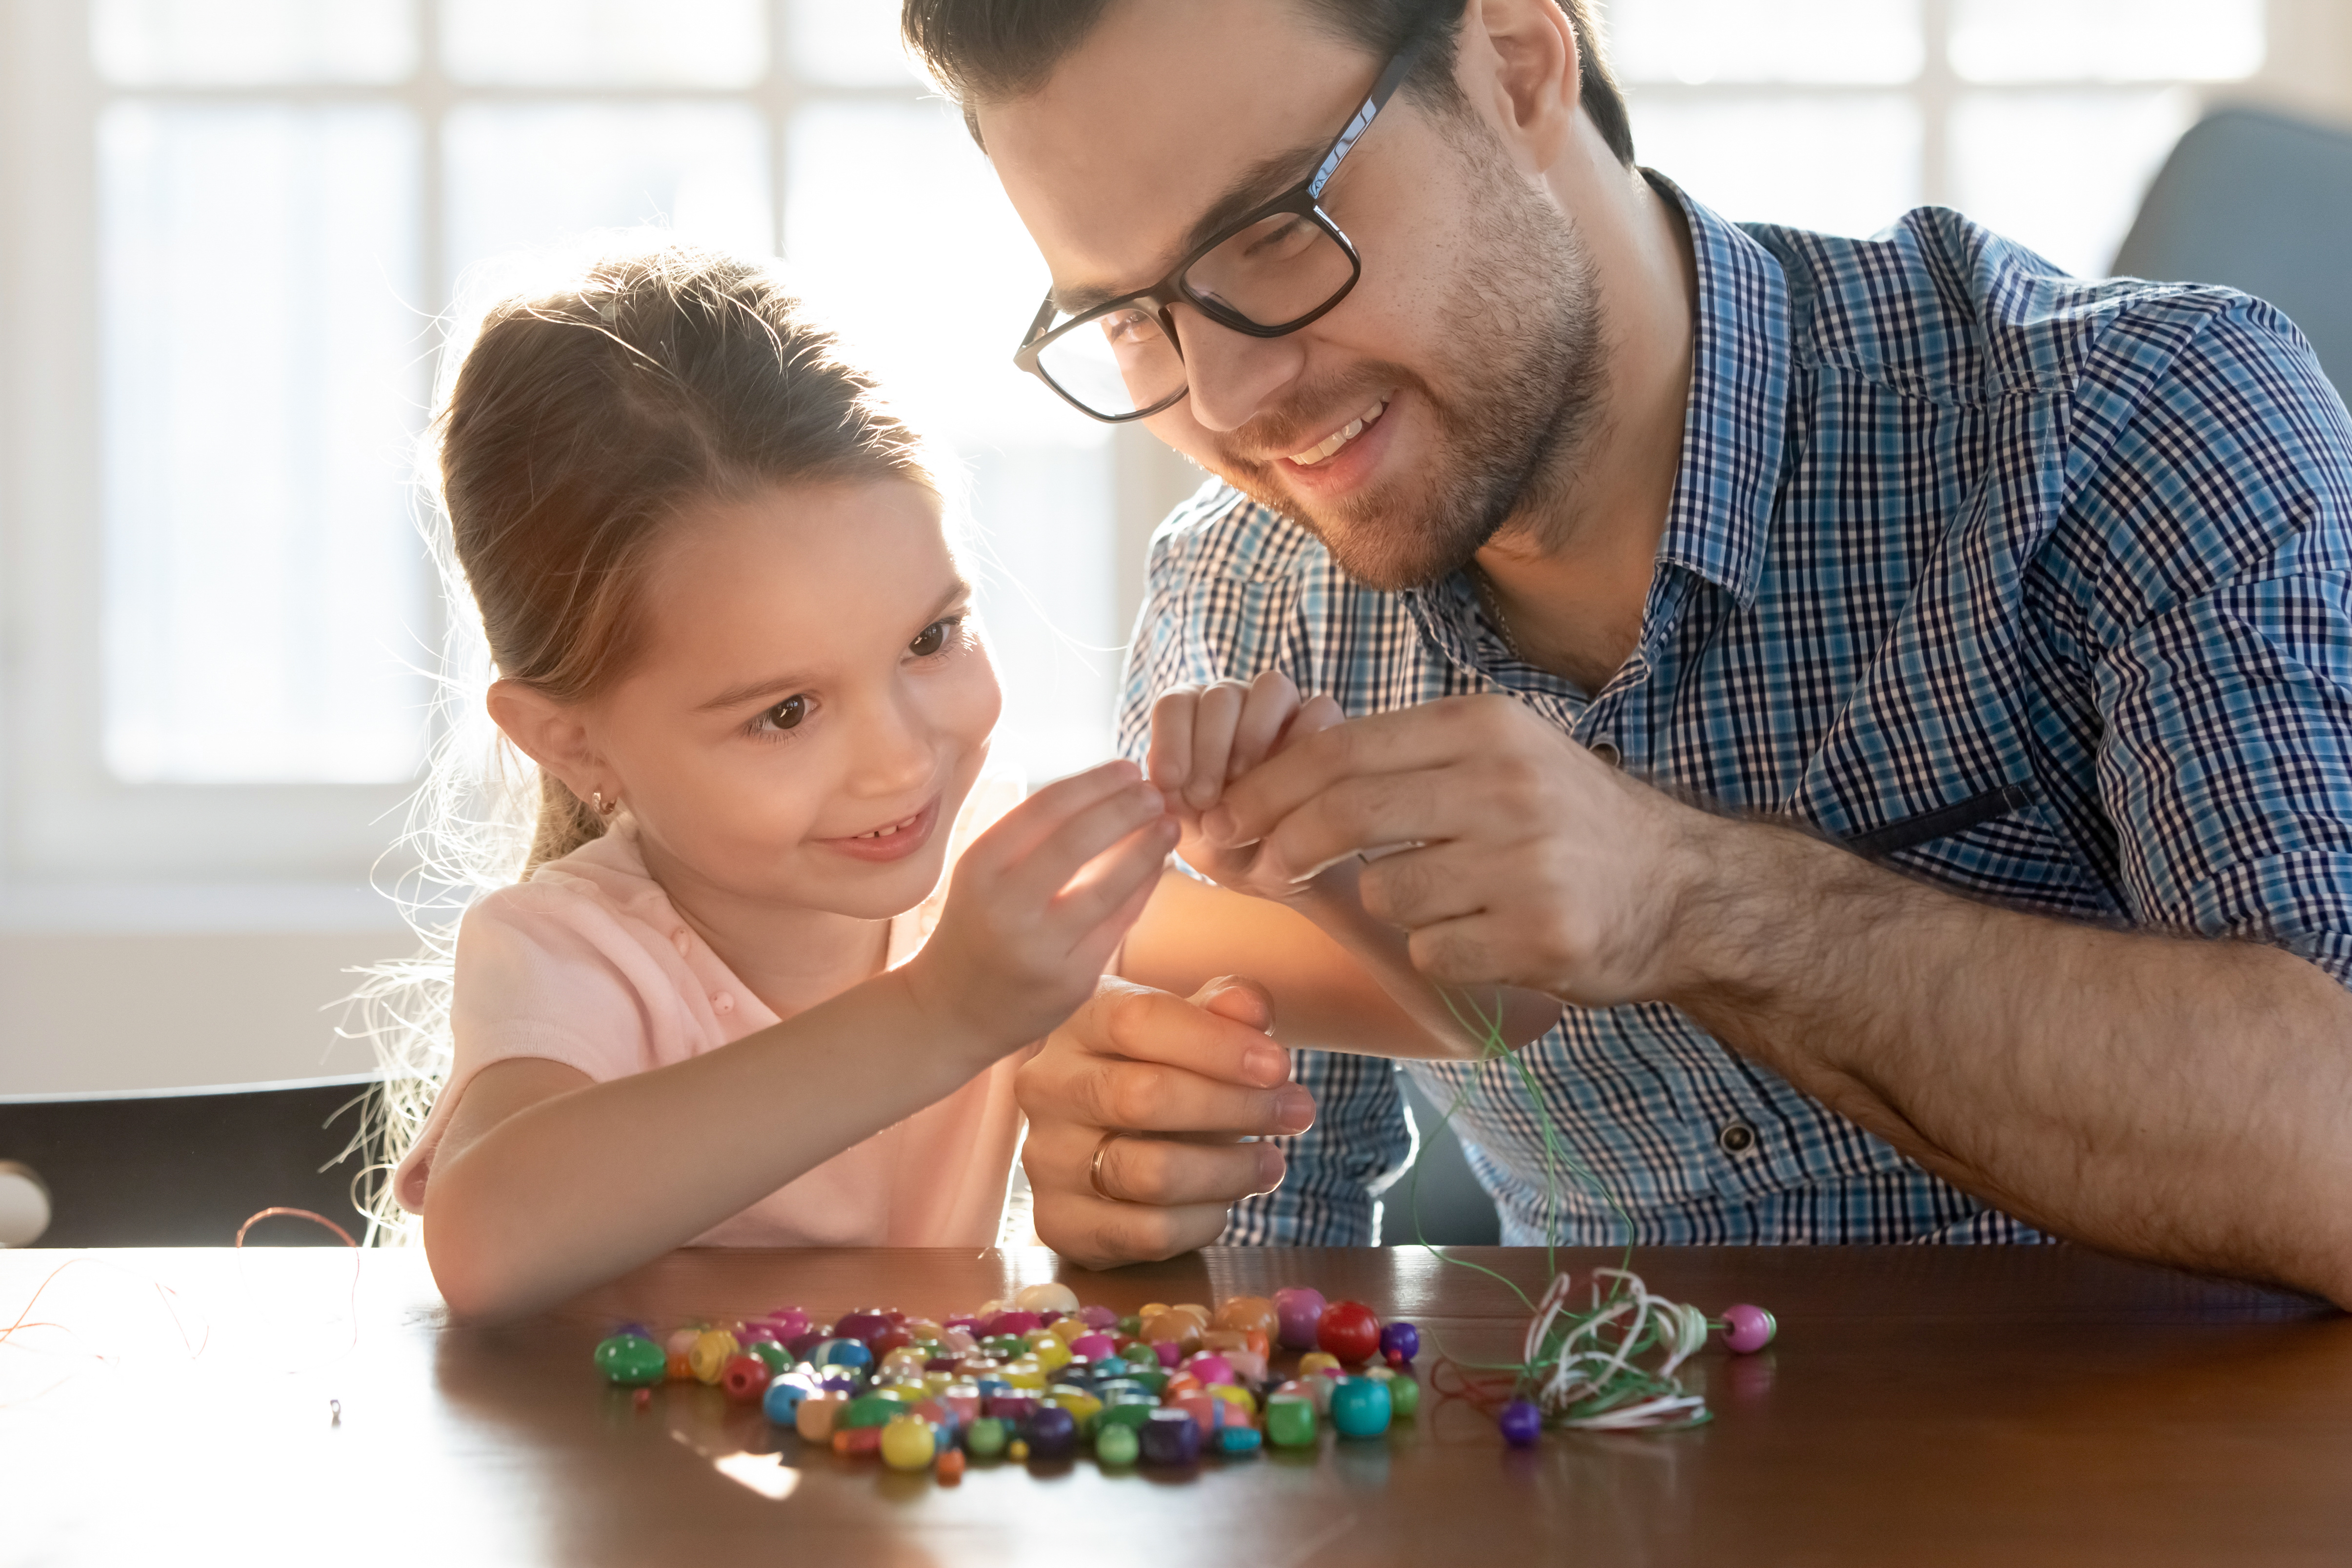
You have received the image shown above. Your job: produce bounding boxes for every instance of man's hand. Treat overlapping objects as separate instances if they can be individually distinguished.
[1203,693,1716,1006]
[1018,975,1316,1269]
[1145,671,1346,900]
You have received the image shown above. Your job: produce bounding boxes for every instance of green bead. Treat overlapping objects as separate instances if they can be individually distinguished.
[841,1392,905,1429]
[749,1340,790,1374]
[1124,1368,1169,1397]
[1266,1393,1317,1448]
[1116,1315,1145,1337]
[1387,1375,1420,1420]
[593,1334,667,1386]
[965,1417,1008,1457]
[1094,1422,1140,1467]
[1095,1402,1156,1431]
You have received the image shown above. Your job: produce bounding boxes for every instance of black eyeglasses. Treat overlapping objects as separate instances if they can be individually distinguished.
[1011,33,1431,423]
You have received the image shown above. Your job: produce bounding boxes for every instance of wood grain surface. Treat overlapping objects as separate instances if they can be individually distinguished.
[4,1244,2347,1566]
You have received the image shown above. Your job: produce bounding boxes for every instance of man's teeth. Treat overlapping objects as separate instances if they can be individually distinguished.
[1289,397,1389,467]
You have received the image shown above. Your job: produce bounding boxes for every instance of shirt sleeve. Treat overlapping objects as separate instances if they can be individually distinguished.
[2065,302,2352,981]
[1119,497,1415,1245]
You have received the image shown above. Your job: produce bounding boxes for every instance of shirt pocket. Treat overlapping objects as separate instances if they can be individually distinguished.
[1833,778,2117,918]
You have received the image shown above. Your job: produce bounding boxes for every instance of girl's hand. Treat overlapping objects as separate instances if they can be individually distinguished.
[903,761,1178,1051]
[1145,671,1347,904]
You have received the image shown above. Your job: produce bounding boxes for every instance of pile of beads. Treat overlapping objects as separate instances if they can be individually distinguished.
[593,1281,1434,1478]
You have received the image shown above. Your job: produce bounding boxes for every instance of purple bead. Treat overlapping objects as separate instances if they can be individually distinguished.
[1153,1340,1181,1368]
[1378,1322,1420,1364]
[1499,1398,1543,1447]
[1139,1408,1202,1467]
[984,1310,1043,1339]
[785,1329,829,1362]
[735,1323,779,1346]
[1720,1304,1777,1355]
[1025,1405,1078,1461]
[1272,1287,1326,1351]
[983,1393,1037,1423]
[1077,1305,1120,1330]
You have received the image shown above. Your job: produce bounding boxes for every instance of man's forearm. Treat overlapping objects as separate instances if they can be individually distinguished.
[1670,814,2352,1302]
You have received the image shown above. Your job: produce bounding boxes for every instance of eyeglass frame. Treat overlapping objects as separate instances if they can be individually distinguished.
[1010,30,1434,423]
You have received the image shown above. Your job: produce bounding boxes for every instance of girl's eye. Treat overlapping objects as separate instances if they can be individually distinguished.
[763,694,808,732]
[909,617,960,658]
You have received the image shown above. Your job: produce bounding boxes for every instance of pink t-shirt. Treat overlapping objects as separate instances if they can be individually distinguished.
[394,779,1025,1247]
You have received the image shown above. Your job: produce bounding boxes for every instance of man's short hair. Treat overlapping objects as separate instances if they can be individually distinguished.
[901,0,1637,167]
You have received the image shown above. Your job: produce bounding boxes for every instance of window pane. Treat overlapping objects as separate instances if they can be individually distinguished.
[787,101,1116,778]
[441,0,765,86]
[100,104,429,783]
[787,0,922,88]
[92,0,415,84]
[1950,90,2195,276]
[443,103,772,278]
[1608,0,1923,84]
[1951,0,2264,84]
[1630,93,1921,238]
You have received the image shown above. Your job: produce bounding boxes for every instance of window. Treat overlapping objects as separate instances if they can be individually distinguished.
[3,0,1141,903]
[1613,0,2268,277]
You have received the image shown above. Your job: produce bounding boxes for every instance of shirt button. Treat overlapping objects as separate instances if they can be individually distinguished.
[710,991,736,1016]
[1589,739,1621,768]
[1716,1120,1758,1156]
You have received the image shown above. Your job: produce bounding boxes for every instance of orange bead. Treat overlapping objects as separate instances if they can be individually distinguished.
[1210,1295,1280,1341]
[935,1448,966,1485]
[664,1350,693,1382]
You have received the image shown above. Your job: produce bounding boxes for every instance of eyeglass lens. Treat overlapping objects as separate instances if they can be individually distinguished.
[1035,211,1357,418]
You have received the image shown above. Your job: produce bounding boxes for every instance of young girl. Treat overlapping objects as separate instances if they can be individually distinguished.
[380,245,1176,1320]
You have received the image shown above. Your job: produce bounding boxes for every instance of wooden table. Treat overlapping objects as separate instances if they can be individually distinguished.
[4,1244,2347,1566]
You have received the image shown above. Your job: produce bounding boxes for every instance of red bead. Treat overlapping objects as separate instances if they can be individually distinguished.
[720,1353,772,1404]
[1316,1300,1382,1364]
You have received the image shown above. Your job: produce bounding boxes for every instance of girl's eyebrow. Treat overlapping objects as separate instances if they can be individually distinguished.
[696,577,974,713]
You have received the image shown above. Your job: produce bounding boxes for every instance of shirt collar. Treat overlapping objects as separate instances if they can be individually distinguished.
[1646,172,1790,611]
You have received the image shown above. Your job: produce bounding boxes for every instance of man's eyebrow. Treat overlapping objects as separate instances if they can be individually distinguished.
[695,578,973,713]
[1050,141,1328,318]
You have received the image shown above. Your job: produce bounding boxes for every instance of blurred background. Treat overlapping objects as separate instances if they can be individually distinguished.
[0,0,2348,1238]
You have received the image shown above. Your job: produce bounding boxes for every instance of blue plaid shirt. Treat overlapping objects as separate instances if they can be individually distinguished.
[1116,180,2352,1247]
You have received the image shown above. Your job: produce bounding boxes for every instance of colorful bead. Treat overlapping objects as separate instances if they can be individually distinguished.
[1317,1301,1382,1364]
[1207,1384,1258,1417]
[720,1354,772,1405]
[1217,1424,1264,1456]
[832,1426,882,1457]
[934,1447,966,1484]
[795,1393,844,1443]
[687,1328,739,1385]
[1387,1375,1421,1420]
[833,1309,895,1344]
[1068,1332,1118,1362]
[1025,1404,1079,1461]
[1186,1352,1235,1386]
[1209,1294,1280,1340]
[763,1377,811,1425]
[593,1334,666,1386]
[1094,1421,1140,1467]
[880,1415,937,1471]
[1720,1304,1777,1354]
[1379,1321,1420,1365]
[1139,1408,1202,1467]
[840,1392,906,1429]
[1013,1283,1081,1316]
[1298,1351,1343,1378]
[1329,1377,1393,1439]
[964,1417,1008,1458]
[748,1339,790,1374]
[1272,1287,1327,1350]
[1265,1393,1317,1448]
[1006,1439,1031,1462]
[1499,1398,1543,1447]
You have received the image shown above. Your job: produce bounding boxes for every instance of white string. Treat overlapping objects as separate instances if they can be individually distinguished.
[1516,1268,1714,1431]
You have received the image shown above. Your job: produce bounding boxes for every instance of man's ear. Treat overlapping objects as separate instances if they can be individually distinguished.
[1459,0,1582,174]
[486,678,608,806]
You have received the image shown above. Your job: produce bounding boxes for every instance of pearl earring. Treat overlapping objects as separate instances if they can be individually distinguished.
[593,790,619,818]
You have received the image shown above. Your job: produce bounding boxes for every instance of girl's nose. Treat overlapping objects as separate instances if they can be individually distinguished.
[1169,303,1309,434]
[847,688,937,799]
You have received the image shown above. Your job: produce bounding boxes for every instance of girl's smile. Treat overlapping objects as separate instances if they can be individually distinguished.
[819,794,943,863]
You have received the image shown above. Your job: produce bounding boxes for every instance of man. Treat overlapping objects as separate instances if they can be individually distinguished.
[904,0,2352,1299]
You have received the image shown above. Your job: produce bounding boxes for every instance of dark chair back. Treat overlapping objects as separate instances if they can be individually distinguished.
[0,1076,376,1246]
[2112,107,2352,399]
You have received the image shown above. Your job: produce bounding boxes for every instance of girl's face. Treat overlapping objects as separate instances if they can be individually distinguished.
[592,478,1001,923]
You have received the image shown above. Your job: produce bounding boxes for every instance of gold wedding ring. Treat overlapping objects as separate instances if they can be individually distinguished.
[1089,1132,1126,1202]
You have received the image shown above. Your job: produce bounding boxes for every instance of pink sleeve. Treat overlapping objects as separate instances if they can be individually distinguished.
[393,884,682,1213]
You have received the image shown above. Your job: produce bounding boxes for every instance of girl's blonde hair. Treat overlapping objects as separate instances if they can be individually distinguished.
[347,241,937,1239]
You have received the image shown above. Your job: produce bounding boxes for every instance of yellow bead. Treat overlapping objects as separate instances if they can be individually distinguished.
[1298,1351,1343,1378]
[1006,1439,1030,1462]
[1050,1317,1088,1346]
[688,1329,739,1385]
[1031,1339,1073,1372]
[1003,1359,1047,1390]
[880,1415,937,1472]
[1208,1384,1258,1415]
[1047,1388,1104,1427]
[904,1318,945,1342]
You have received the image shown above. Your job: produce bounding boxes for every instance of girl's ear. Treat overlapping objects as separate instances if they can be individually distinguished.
[487,679,607,804]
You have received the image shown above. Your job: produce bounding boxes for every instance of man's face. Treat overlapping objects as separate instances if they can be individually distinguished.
[982,0,1606,591]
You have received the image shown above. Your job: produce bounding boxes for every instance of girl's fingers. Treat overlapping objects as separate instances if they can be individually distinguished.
[962,760,1150,874]
[1051,815,1180,939]
[996,776,1175,910]
[1063,856,1166,977]
[1228,670,1301,779]
[1283,691,1347,751]
[1146,690,1198,797]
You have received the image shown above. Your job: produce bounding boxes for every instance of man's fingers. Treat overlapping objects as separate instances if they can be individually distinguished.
[1355,839,1489,930]
[1248,765,1462,886]
[1031,1188,1237,1270]
[1040,1128,1285,1206]
[1279,691,1347,751]
[1062,979,1294,1088]
[1204,695,1509,847]
[1185,682,1248,810]
[1227,670,1302,779]
[1145,690,1197,797]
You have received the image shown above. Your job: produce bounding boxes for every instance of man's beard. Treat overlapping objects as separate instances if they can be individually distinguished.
[1204,128,1608,593]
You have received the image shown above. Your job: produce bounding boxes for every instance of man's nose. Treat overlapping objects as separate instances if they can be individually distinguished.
[1171,304,1307,434]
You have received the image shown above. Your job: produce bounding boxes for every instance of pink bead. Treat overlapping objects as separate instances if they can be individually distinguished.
[1154,1340,1181,1368]
[1069,1333,1118,1362]
[985,1311,1042,1339]
[1077,1305,1120,1330]
[1272,1287,1327,1350]
[1186,1353,1235,1386]
[1720,1304,1776,1355]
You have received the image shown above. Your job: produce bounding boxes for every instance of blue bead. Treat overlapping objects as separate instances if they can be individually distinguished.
[821,1340,874,1370]
[1139,1408,1202,1467]
[762,1378,810,1425]
[1499,1397,1543,1447]
[1378,1321,1420,1364]
[1216,1424,1264,1455]
[1329,1377,1393,1439]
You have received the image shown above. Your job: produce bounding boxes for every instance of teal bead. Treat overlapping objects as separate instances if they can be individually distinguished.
[1095,1421,1140,1467]
[1330,1377,1393,1439]
[594,1334,667,1386]
[965,1416,1008,1457]
[1216,1424,1264,1455]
